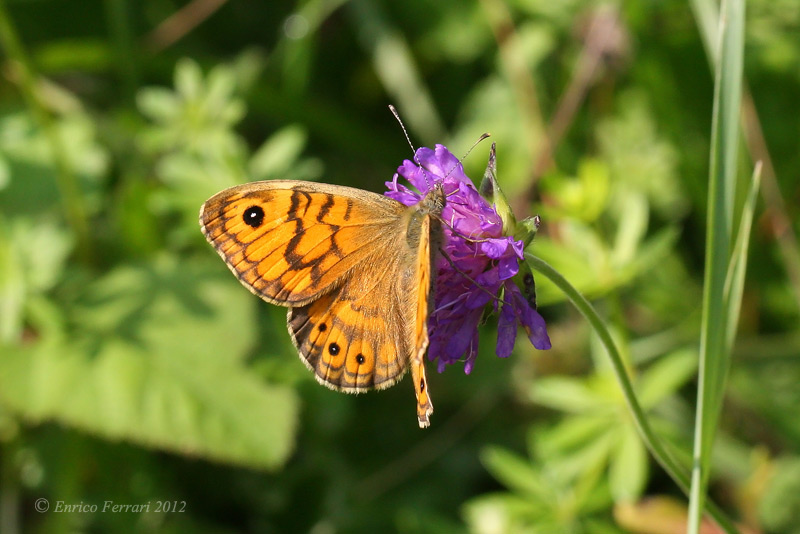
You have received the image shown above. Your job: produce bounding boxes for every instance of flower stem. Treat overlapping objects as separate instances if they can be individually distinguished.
[525,252,739,534]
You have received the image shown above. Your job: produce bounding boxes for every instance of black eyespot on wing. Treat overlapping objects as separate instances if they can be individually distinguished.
[419,378,425,392]
[329,342,340,355]
[356,354,365,364]
[243,206,265,228]
[318,323,327,332]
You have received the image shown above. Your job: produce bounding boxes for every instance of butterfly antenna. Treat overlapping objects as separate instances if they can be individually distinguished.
[389,104,432,189]
[441,133,492,198]
[461,133,491,163]
[389,105,416,156]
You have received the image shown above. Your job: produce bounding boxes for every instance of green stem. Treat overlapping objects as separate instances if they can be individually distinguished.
[0,0,92,261]
[526,253,739,534]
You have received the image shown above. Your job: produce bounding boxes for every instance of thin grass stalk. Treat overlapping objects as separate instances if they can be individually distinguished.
[691,0,800,315]
[724,163,761,352]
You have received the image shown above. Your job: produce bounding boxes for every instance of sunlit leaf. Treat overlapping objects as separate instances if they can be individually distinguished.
[0,258,299,469]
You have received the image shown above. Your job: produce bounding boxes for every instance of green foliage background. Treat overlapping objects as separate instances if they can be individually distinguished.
[0,0,798,532]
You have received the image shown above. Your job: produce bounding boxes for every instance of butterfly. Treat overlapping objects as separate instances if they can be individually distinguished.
[200,180,445,428]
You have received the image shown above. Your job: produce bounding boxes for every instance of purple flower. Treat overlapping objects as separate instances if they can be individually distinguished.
[385,144,551,373]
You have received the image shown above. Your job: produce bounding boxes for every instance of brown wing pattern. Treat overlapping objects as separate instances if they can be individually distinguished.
[288,256,411,392]
[200,180,404,306]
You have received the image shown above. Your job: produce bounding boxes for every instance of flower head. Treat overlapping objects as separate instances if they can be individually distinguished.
[385,144,551,373]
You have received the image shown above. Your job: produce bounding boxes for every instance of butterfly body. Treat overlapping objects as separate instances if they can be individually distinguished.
[200,180,444,427]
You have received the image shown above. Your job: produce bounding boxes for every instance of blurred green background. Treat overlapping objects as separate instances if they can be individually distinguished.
[0,0,798,532]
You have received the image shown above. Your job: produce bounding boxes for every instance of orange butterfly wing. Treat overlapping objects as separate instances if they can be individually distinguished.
[200,180,442,427]
[200,180,402,306]
[287,263,410,392]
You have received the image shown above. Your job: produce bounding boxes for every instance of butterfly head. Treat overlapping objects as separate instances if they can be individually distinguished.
[418,182,446,216]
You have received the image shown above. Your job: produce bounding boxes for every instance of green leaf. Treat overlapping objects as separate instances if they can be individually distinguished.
[530,376,612,414]
[206,64,241,118]
[249,125,309,180]
[175,58,203,101]
[0,111,108,218]
[541,159,610,223]
[617,228,680,284]
[0,259,299,469]
[481,446,550,501]
[0,338,297,469]
[611,192,648,268]
[608,425,648,501]
[532,417,612,460]
[136,87,180,123]
[462,493,549,534]
[637,349,698,409]
[549,429,616,483]
[0,217,72,342]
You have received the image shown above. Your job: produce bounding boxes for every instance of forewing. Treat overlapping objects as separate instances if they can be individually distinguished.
[200,180,404,306]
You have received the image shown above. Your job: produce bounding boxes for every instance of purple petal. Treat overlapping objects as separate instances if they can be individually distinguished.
[508,282,551,350]
[496,298,518,358]
[464,287,493,310]
[495,254,519,280]
[522,306,551,350]
[480,238,510,258]
[510,238,525,258]
[444,312,481,361]
[385,189,421,206]
[463,331,480,374]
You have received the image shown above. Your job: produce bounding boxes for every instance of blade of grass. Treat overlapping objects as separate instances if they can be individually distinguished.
[688,0,721,63]
[692,0,800,315]
[526,253,739,534]
[688,0,745,531]
[724,162,761,353]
